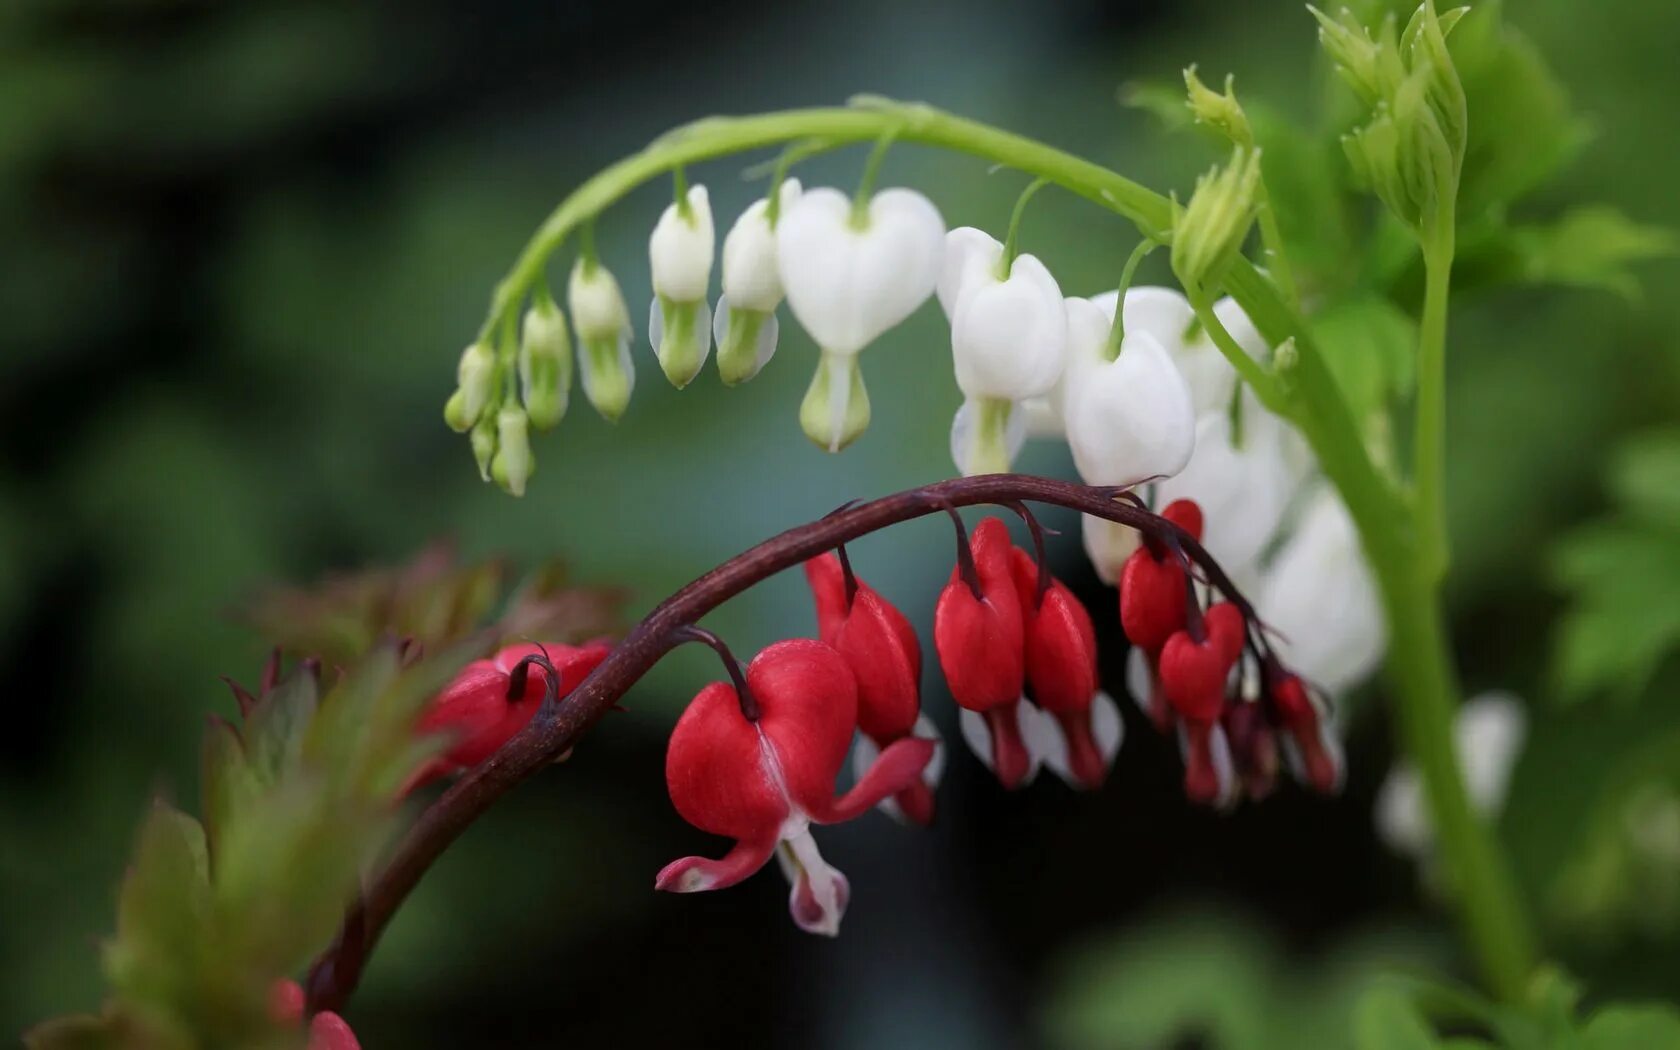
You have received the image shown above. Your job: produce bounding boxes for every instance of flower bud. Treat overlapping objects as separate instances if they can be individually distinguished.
[777,187,944,355]
[1183,65,1252,147]
[714,180,801,386]
[490,404,533,497]
[1170,147,1263,299]
[444,342,496,433]
[568,258,635,421]
[800,350,871,452]
[648,184,715,388]
[469,413,496,482]
[519,298,573,430]
[1065,328,1196,487]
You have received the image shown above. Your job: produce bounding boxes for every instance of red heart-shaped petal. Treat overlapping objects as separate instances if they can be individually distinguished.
[1158,629,1234,724]
[1119,547,1188,652]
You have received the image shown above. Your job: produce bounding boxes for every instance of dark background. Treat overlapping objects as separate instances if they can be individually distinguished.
[4,1,1678,1046]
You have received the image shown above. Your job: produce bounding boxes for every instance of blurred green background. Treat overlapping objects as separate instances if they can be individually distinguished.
[3,0,1677,1046]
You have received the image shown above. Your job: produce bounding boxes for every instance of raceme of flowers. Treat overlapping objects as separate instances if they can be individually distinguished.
[413,500,1342,935]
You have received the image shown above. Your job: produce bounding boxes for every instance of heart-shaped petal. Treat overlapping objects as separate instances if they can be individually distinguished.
[1066,329,1196,487]
[951,252,1067,400]
[777,187,945,354]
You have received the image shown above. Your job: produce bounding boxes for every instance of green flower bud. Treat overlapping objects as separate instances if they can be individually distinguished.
[1183,66,1251,148]
[444,342,496,432]
[799,350,871,453]
[568,259,635,421]
[714,304,777,386]
[490,405,533,497]
[520,298,573,430]
[1170,146,1263,300]
[470,414,497,482]
[649,295,710,389]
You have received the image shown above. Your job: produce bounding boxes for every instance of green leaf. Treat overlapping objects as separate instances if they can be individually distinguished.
[1607,428,1680,525]
[1579,1004,1680,1049]
[104,803,211,1008]
[1550,521,1680,702]
[1308,293,1418,424]
[1354,987,1443,1050]
[245,669,320,788]
[23,1015,124,1050]
[1504,206,1676,300]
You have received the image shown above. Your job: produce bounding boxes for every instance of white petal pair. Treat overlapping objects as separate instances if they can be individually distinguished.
[956,696,1124,790]
[648,184,716,388]
[714,179,802,385]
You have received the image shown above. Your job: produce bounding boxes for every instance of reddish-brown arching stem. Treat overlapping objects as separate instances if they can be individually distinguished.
[304,473,1259,1013]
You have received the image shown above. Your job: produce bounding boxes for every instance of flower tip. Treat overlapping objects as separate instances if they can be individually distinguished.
[654,858,716,894]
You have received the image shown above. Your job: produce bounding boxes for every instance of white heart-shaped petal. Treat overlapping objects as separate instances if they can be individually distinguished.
[1066,329,1197,486]
[1082,513,1143,586]
[777,187,945,354]
[1257,486,1384,694]
[1090,285,1195,355]
[1036,691,1125,788]
[721,179,800,311]
[1155,408,1295,577]
[951,252,1067,400]
[938,226,1004,319]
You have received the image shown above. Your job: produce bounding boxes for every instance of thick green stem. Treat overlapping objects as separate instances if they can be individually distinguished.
[1376,556,1537,1001]
[1415,208,1456,583]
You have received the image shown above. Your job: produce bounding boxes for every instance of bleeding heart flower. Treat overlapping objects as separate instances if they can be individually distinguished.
[1065,328,1197,488]
[805,552,942,825]
[1158,601,1246,805]
[1006,545,1122,790]
[714,178,802,385]
[410,640,612,790]
[647,183,716,388]
[934,516,1033,789]
[778,187,944,452]
[656,639,935,935]
[1266,669,1344,795]
[1117,499,1204,653]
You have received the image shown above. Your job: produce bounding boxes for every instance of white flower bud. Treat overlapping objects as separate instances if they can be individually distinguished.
[519,299,572,430]
[568,259,630,338]
[649,184,714,303]
[647,184,715,389]
[777,187,944,355]
[721,179,800,312]
[1065,329,1196,487]
[568,259,635,420]
[490,405,533,497]
[444,342,496,432]
[951,250,1066,401]
[1256,486,1384,694]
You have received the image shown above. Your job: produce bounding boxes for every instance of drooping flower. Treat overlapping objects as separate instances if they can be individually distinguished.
[1264,667,1344,795]
[519,295,573,430]
[1007,544,1122,790]
[1065,326,1197,488]
[1117,498,1204,730]
[409,640,612,790]
[568,258,636,421]
[1158,601,1247,805]
[443,342,496,433]
[648,182,716,388]
[1375,692,1526,859]
[777,187,945,451]
[805,551,942,825]
[934,516,1034,788]
[714,178,802,385]
[1256,486,1385,695]
[941,227,1068,475]
[656,639,936,935]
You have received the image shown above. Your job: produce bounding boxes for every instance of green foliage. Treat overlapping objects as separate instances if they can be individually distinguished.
[1550,430,1680,702]
[25,645,474,1049]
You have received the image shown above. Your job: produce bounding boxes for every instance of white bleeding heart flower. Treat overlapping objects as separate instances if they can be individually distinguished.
[937,226,1004,319]
[714,178,802,386]
[568,258,635,421]
[1257,486,1385,695]
[1065,328,1196,487]
[1089,285,1196,356]
[647,184,715,388]
[946,240,1067,474]
[1176,295,1268,416]
[1376,693,1527,860]
[1043,296,1123,435]
[777,187,945,354]
[1154,404,1294,575]
[779,187,944,450]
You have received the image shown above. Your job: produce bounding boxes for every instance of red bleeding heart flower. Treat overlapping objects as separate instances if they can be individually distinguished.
[656,638,935,935]
[409,639,612,790]
[934,516,1034,789]
[1267,669,1343,794]
[1158,601,1247,805]
[805,552,941,824]
[1118,498,1204,653]
[270,979,361,1050]
[1006,545,1122,790]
